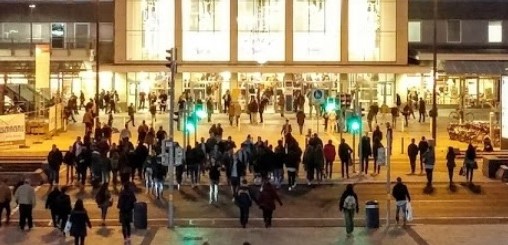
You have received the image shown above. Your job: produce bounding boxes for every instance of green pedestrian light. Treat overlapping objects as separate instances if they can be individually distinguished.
[185,121,195,133]
[348,115,361,133]
[325,97,336,112]
[196,107,207,119]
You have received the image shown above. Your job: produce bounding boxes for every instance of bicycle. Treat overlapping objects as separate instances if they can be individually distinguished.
[449,109,474,123]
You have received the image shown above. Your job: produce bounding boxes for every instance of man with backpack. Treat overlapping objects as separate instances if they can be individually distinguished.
[339,184,359,237]
[235,180,253,228]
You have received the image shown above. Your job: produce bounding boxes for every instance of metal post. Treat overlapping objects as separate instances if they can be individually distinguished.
[95,0,100,117]
[386,133,392,226]
[431,0,438,141]
[167,47,177,228]
[352,133,356,173]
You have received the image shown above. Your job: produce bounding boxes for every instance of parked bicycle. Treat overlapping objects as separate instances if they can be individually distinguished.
[449,108,474,123]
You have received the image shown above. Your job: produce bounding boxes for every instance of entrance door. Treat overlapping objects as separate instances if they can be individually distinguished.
[74,23,90,48]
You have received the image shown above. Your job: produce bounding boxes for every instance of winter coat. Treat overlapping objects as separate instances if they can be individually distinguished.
[338,143,352,162]
[69,210,92,237]
[323,143,336,162]
[296,111,306,125]
[407,143,419,161]
[47,149,63,170]
[418,140,429,155]
[392,183,411,202]
[45,189,61,210]
[257,183,282,211]
[63,151,75,166]
[360,136,372,157]
[339,190,359,212]
[313,146,325,170]
[372,129,383,142]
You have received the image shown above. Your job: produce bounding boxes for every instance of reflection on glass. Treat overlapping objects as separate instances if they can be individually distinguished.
[51,23,65,49]
[182,0,230,61]
[126,0,175,60]
[293,0,341,61]
[348,0,396,61]
[238,0,285,62]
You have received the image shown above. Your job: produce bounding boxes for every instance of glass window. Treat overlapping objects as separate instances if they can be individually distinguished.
[447,20,461,43]
[51,23,65,49]
[2,23,30,43]
[488,21,502,43]
[348,0,396,61]
[293,0,341,61]
[182,0,230,61]
[126,0,175,61]
[238,0,285,62]
[408,21,421,42]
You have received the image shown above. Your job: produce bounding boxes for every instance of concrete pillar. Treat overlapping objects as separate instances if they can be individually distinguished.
[285,0,293,63]
[230,0,238,63]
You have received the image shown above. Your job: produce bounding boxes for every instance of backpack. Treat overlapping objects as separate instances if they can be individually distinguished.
[343,195,356,210]
[235,191,252,207]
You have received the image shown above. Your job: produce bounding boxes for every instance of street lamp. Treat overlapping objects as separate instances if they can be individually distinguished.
[29,3,36,56]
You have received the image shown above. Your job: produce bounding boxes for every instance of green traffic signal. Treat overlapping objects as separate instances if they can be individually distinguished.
[325,97,336,112]
[195,104,207,119]
[185,121,195,133]
[348,115,361,133]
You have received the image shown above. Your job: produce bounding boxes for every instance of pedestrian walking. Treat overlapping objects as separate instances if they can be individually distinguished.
[446,146,456,186]
[303,144,315,185]
[95,183,112,225]
[418,137,429,175]
[418,98,426,123]
[407,138,418,174]
[360,133,372,174]
[109,145,120,186]
[373,140,385,175]
[63,146,75,184]
[209,158,221,204]
[223,90,231,113]
[206,97,214,123]
[235,180,253,228]
[323,140,336,179]
[423,145,436,187]
[149,102,157,123]
[392,177,411,226]
[256,179,282,228]
[118,183,136,243]
[152,156,167,199]
[47,144,63,186]
[296,110,305,135]
[339,184,359,237]
[174,143,184,190]
[45,186,61,227]
[314,144,325,182]
[14,179,36,231]
[126,103,135,127]
[0,179,12,226]
[281,119,293,137]
[464,143,477,184]
[69,199,92,245]
[338,139,353,179]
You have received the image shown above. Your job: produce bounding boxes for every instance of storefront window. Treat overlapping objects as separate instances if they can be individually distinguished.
[238,0,285,62]
[182,0,230,61]
[293,0,341,61]
[348,0,396,61]
[126,0,175,61]
[126,72,168,107]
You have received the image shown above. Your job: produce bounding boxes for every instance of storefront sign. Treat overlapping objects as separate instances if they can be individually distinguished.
[0,114,26,146]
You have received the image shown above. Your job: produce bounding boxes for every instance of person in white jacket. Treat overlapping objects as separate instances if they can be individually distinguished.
[14,179,36,231]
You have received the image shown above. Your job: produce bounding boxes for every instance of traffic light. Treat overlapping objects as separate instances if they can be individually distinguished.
[166,48,177,72]
[185,112,198,133]
[325,97,337,112]
[195,103,207,119]
[173,112,179,122]
[340,93,352,109]
[348,115,361,133]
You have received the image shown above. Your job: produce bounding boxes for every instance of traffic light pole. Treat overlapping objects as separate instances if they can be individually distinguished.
[167,48,177,228]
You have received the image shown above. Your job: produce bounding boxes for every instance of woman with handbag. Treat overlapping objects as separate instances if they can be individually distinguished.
[446,147,456,186]
[95,183,112,226]
[68,199,92,245]
[464,144,477,184]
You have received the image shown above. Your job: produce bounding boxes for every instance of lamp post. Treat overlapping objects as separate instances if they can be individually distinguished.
[431,0,438,141]
[29,3,36,56]
[95,0,100,117]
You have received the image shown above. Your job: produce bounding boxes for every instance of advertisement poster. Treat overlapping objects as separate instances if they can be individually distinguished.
[0,114,26,146]
[502,76,508,139]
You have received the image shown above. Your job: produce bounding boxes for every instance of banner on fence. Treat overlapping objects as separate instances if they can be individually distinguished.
[56,103,62,130]
[0,114,26,146]
[48,105,56,133]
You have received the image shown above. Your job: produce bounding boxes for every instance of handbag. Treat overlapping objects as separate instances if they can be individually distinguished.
[459,166,467,176]
[406,202,414,221]
[473,161,478,170]
[63,218,72,233]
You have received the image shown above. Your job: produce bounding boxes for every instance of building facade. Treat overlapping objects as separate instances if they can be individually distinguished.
[408,0,508,110]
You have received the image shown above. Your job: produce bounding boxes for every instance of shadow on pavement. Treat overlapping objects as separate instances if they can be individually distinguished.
[405,226,430,245]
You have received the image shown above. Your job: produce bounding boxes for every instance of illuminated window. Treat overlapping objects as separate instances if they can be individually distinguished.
[126,0,175,61]
[408,21,421,43]
[488,21,502,43]
[293,0,341,61]
[238,0,285,63]
[447,20,461,43]
[348,0,396,61]
[182,0,230,61]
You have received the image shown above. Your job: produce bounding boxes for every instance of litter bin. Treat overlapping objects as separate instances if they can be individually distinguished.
[365,200,379,228]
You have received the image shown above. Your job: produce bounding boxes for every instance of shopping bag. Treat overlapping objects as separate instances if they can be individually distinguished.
[459,166,466,176]
[406,202,414,222]
[63,219,72,233]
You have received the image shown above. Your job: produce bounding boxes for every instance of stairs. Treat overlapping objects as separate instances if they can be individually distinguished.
[4,84,51,112]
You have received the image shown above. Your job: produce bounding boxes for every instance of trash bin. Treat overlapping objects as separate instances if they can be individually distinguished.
[365,200,379,228]
[133,202,148,229]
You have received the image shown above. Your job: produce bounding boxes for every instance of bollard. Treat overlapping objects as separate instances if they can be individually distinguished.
[401,137,405,154]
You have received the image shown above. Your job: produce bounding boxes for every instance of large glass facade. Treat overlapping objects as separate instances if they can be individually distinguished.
[348,0,396,61]
[126,0,175,61]
[182,0,230,61]
[293,0,341,61]
[238,0,285,62]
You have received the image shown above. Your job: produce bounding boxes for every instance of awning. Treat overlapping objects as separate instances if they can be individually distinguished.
[443,60,508,75]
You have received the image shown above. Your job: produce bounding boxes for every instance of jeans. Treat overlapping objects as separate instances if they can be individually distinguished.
[425,168,433,186]
[344,209,355,234]
[189,165,199,185]
[287,171,296,187]
[101,206,109,220]
[409,158,416,174]
[121,219,131,239]
[466,167,474,183]
[49,167,60,185]
[0,201,10,224]
[239,207,250,227]
[153,179,164,198]
[74,236,85,245]
[102,171,110,184]
[77,169,87,185]
[395,201,407,223]
[361,157,369,174]
[448,166,454,183]
[272,168,283,188]
[66,164,74,184]
[19,204,33,230]
[209,182,218,202]
[262,209,273,227]
[325,161,333,178]
[341,160,349,178]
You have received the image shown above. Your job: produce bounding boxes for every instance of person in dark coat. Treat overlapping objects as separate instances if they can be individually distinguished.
[133,142,149,181]
[418,136,429,174]
[63,146,75,185]
[338,139,353,179]
[303,145,315,185]
[360,133,372,174]
[407,138,419,174]
[69,199,92,245]
[45,186,61,227]
[339,184,359,236]
[235,179,253,228]
[117,183,136,243]
[418,98,426,123]
[57,186,72,235]
[372,125,383,143]
[296,110,306,135]
[256,179,282,228]
[446,146,456,185]
[47,144,63,186]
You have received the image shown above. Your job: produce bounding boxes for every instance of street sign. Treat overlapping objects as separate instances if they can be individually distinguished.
[312,89,325,104]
